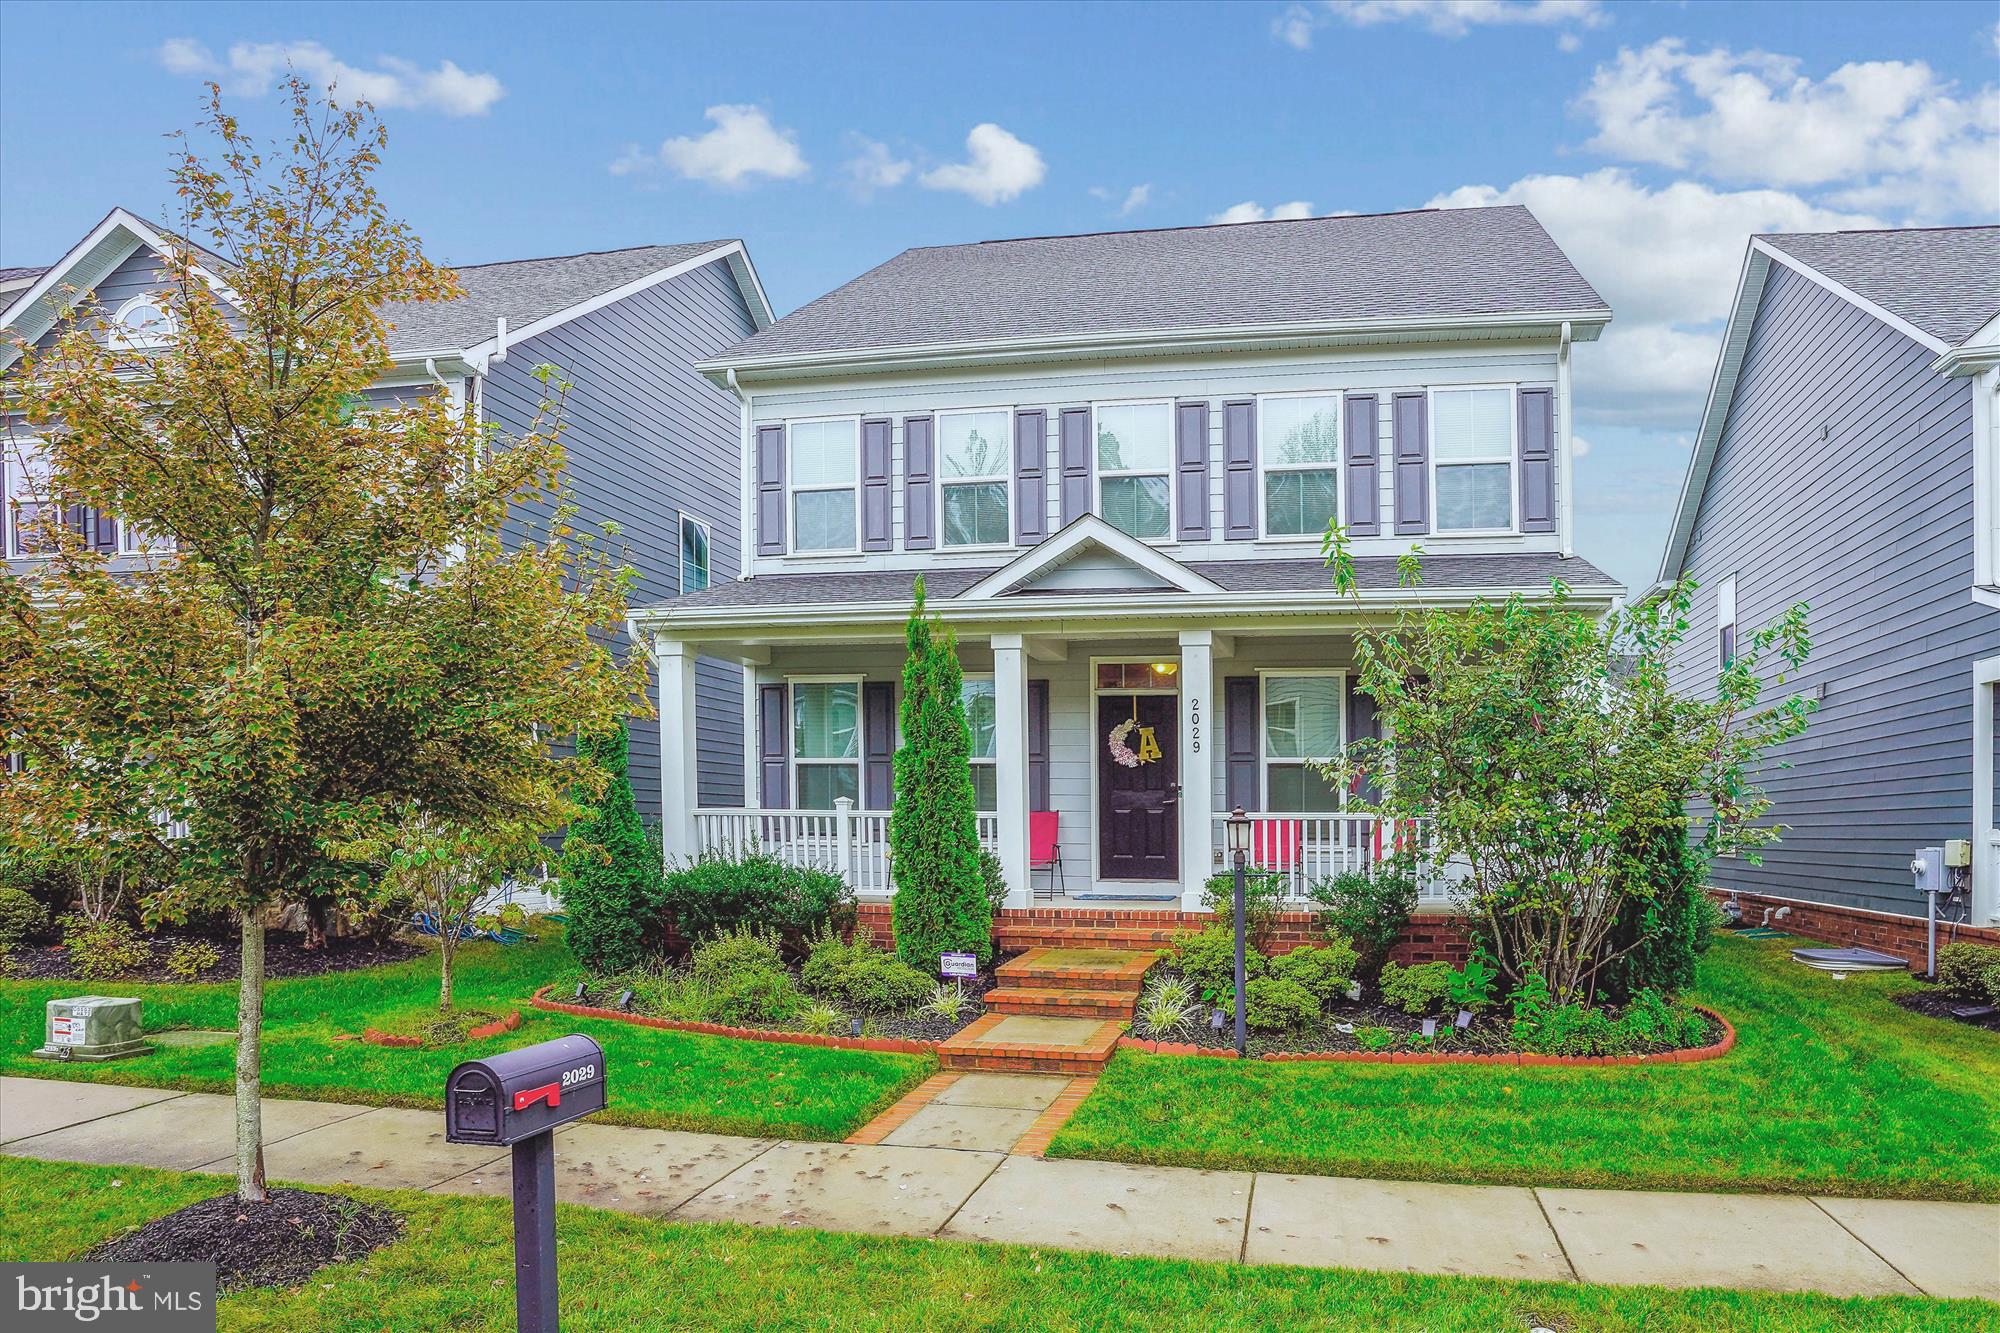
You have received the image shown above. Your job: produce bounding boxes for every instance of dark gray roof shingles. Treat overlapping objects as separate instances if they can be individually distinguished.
[715,206,1609,364]
[1760,226,2000,347]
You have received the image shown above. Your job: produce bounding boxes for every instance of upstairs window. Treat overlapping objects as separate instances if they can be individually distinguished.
[961,676,997,811]
[680,514,711,594]
[1095,402,1173,540]
[109,296,175,350]
[792,680,860,808]
[1262,394,1342,538]
[939,410,1011,547]
[788,419,858,553]
[1431,388,1514,533]
[1263,673,1344,812]
[4,439,55,556]
[1717,574,1738,670]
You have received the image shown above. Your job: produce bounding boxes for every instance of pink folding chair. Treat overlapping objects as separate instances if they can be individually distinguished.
[1251,818,1302,873]
[1029,810,1064,891]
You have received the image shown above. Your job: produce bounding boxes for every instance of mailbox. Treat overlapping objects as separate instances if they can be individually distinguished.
[445,1034,606,1146]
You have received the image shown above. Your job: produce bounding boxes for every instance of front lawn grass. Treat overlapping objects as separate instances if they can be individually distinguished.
[3,1156,1988,1332]
[1052,934,2000,1200]
[0,933,928,1142]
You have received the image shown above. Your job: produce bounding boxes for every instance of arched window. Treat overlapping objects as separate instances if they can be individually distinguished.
[109,295,175,349]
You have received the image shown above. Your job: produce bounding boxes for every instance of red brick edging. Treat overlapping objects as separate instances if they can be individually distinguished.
[1116,1005,1736,1067]
[360,1008,522,1049]
[529,985,939,1055]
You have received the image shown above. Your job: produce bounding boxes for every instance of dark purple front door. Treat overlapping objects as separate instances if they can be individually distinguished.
[1097,694,1180,881]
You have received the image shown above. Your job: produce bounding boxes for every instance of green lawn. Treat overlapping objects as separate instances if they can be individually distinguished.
[4,1156,1988,1332]
[1052,934,2000,1201]
[0,934,928,1142]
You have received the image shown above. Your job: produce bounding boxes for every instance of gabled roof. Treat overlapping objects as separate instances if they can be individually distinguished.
[704,205,1610,376]
[957,515,1224,600]
[1658,226,2000,586]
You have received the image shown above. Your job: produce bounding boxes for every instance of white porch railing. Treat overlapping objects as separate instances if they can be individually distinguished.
[1208,812,1450,903]
[692,799,1001,896]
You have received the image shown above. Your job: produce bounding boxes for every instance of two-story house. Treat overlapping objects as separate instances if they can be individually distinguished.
[629,207,1622,916]
[2,206,776,820]
[1660,225,2000,954]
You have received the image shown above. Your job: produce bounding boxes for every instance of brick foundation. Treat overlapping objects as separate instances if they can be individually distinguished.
[1707,888,2000,967]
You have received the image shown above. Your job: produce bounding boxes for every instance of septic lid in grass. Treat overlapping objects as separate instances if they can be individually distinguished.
[1790,947,1907,972]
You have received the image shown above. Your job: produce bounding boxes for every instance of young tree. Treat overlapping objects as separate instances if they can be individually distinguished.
[0,83,643,1202]
[560,724,664,973]
[889,577,992,968]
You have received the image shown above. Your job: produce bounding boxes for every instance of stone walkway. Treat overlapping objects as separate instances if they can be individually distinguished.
[2,1076,1995,1301]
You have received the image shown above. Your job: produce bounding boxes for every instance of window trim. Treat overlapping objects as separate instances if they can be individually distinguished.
[935,406,1016,552]
[1427,384,1519,537]
[1256,389,1346,542]
[1256,668,1348,813]
[1716,573,1738,670]
[785,415,862,555]
[960,673,998,811]
[678,511,712,595]
[108,294,176,350]
[1090,398,1177,544]
[788,674,864,809]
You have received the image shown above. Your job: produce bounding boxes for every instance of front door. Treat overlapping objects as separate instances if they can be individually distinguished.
[1097,693,1180,881]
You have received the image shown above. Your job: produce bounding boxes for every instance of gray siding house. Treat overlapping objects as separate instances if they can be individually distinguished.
[2,207,776,818]
[1659,225,2000,930]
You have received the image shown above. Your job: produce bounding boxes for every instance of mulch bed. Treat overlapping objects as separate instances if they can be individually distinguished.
[4,929,421,984]
[1892,989,2000,1031]
[85,1187,402,1292]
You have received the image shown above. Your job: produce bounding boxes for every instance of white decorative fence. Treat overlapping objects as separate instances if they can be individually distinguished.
[1208,812,1450,903]
[692,799,1001,897]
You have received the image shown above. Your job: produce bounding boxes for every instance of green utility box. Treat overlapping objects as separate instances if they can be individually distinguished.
[32,995,151,1062]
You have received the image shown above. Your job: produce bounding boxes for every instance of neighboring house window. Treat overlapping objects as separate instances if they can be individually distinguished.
[788,419,859,552]
[1095,402,1173,540]
[938,410,1011,547]
[108,295,175,350]
[1262,673,1344,811]
[1262,393,1342,538]
[4,437,58,556]
[1717,574,1738,670]
[1430,388,1515,532]
[679,514,711,594]
[792,680,861,808]
[961,676,997,811]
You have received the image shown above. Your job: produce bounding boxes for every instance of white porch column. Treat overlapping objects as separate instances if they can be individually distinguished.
[655,635,699,867]
[1178,629,1218,911]
[1975,658,2000,925]
[992,633,1031,909]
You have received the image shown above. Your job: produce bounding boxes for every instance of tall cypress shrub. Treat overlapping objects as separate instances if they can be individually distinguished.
[890,578,993,968]
[560,724,664,972]
[1602,812,1715,1002]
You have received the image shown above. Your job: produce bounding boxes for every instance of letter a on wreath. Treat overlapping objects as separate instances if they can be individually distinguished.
[1135,726,1161,763]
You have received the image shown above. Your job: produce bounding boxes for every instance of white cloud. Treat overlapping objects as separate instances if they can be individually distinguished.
[614,105,808,187]
[1577,39,1999,218]
[157,38,503,116]
[1278,0,1605,48]
[920,124,1046,205]
[1273,4,1320,49]
[1427,170,1879,425]
[842,136,912,192]
[1571,434,1591,458]
[1208,200,1315,224]
[1091,183,1153,215]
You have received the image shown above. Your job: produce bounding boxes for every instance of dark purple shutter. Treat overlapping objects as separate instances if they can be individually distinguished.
[1058,407,1092,527]
[1517,388,1555,533]
[1176,401,1211,542]
[1014,410,1048,545]
[758,684,789,808]
[861,418,892,551]
[93,510,117,553]
[1223,399,1256,540]
[903,415,934,550]
[1344,395,1380,537]
[1027,679,1050,810]
[1392,392,1429,536]
[1224,676,1259,811]
[755,425,786,556]
[863,682,895,809]
[1347,683,1381,803]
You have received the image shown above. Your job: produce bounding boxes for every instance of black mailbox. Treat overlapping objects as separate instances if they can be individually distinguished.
[446,1033,606,1146]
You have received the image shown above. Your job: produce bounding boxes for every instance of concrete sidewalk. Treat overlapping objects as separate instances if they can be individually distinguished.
[3,1076,1995,1302]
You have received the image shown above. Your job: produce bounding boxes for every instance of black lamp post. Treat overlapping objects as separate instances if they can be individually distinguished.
[1226,806,1251,1058]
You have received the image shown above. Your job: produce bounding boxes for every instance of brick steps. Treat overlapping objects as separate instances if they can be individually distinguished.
[996,947,1157,993]
[996,925,1183,951]
[984,987,1134,1020]
[938,1014,1125,1074]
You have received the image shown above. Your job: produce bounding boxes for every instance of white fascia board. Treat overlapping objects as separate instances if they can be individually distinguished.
[957,513,1225,600]
[693,308,1614,386]
[1752,238,1950,357]
[455,242,767,363]
[1934,310,2000,379]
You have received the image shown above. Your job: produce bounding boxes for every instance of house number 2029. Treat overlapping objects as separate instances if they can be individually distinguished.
[1188,698,1201,754]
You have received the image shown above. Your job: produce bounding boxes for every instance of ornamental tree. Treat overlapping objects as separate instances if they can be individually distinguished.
[1321,528,1814,1005]
[0,83,643,1202]
[559,723,664,973]
[889,577,992,968]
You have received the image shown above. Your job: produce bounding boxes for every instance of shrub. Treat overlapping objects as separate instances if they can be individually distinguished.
[1135,973,1201,1040]
[1617,988,1710,1048]
[62,915,151,980]
[977,851,1008,916]
[1936,942,2000,1003]
[0,887,48,947]
[1308,866,1417,976]
[1378,960,1454,1016]
[1201,870,1290,951]
[800,924,931,1013]
[801,923,874,994]
[1267,940,1359,1005]
[1245,976,1322,1032]
[688,924,788,987]
[683,926,804,1025]
[1447,947,1500,1012]
[164,939,224,981]
[1165,926,1266,1008]
[1603,815,1716,1002]
[917,983,973,1024]
[660,851,854,948]
[560,725,665,974]
[1354,1025,1396,1051]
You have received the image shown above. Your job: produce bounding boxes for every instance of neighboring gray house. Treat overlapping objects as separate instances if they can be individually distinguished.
[1,207,776,817]
[1659,225,2000,930]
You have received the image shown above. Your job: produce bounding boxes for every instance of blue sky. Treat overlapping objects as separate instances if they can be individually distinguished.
[3,0,1996,591]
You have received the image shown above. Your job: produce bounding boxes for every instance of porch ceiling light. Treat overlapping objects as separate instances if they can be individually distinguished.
[1226,806,1252,857]
[1151,662,1177,675]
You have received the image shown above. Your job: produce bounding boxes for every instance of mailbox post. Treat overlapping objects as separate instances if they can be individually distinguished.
[446,1034,606,1333]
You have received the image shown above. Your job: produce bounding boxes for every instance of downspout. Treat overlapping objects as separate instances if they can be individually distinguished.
[727,367,752,583]
[1556,321,1575,559]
